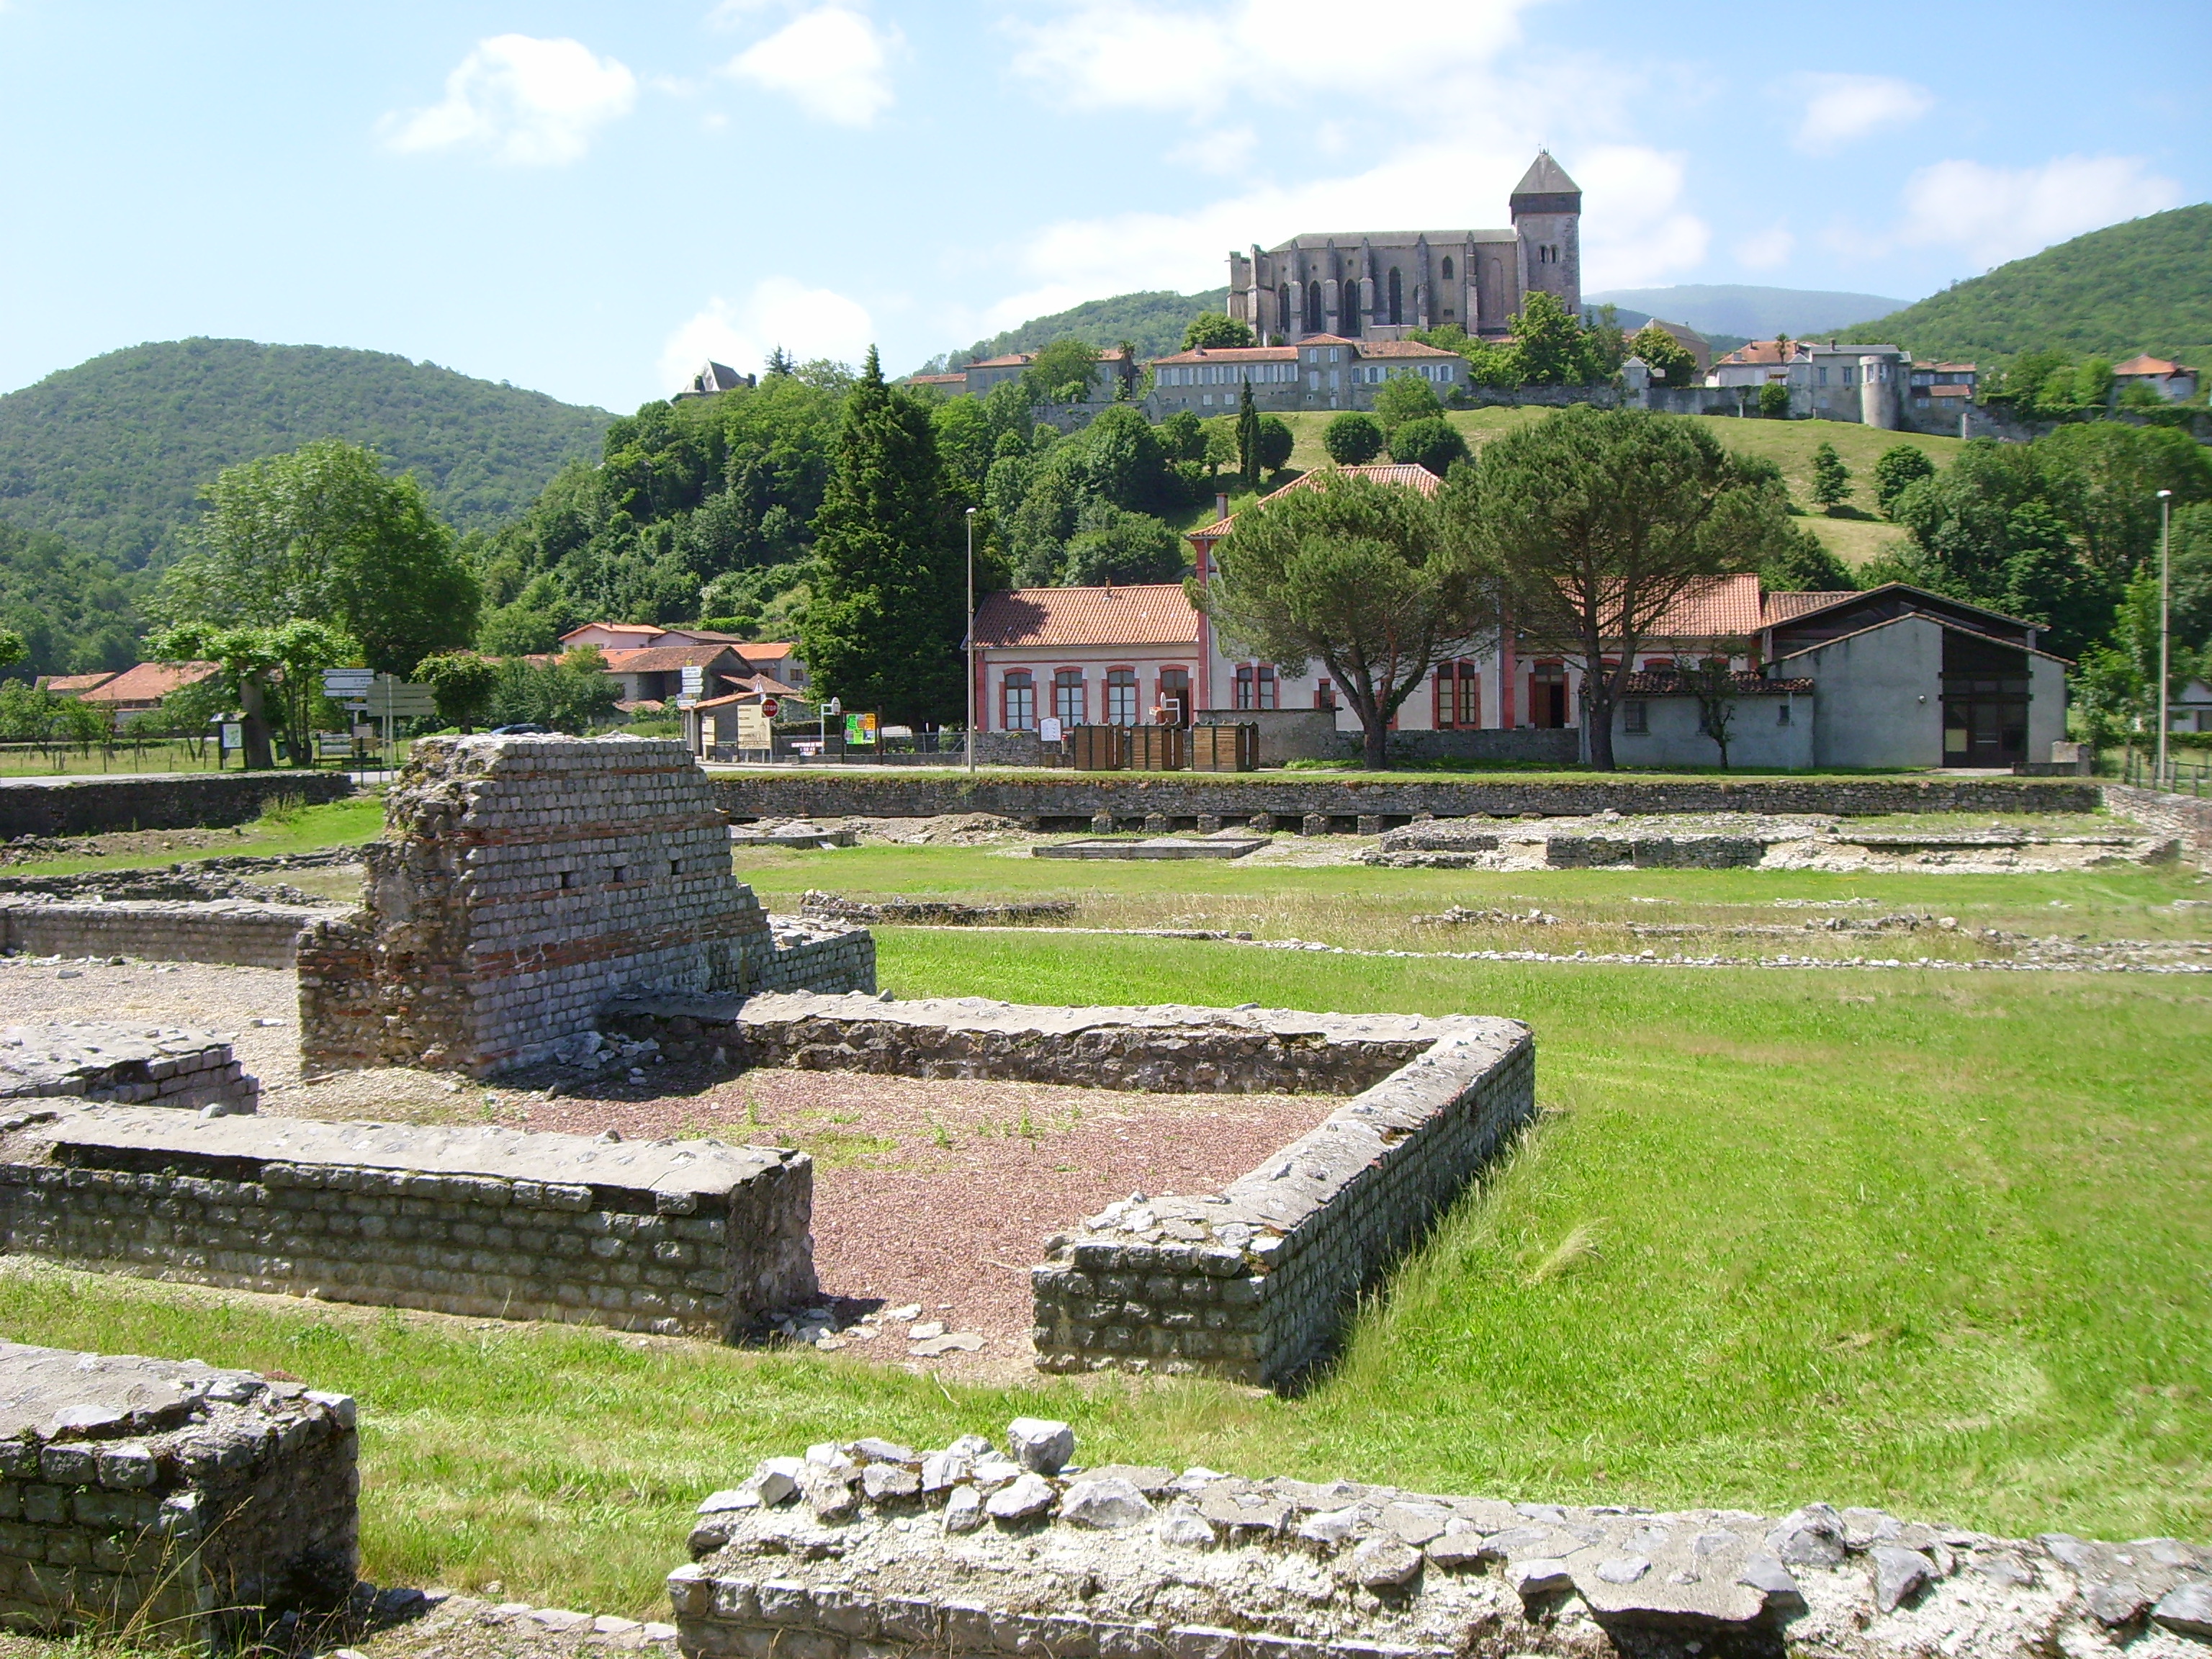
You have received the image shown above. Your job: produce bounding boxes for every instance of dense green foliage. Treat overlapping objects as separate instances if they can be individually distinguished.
[1837,205,2212,366]
[1372,372,1442,433]
[0,515,146,678]
[923,288,1231,374]
[1323,412,1385,465]
[801,349,966,724]
[0,338,611,568]
[413,650,503,732]
[1809,441,1853,511]
[485,646,621,734]
[1628,323,1697,388]
[1182,314,1254,351]
[988,406,1191,585]
[1413,295,1629,392]
[145,618,349,768]
[1872,444,1937,514]
[1388,417,1469,474]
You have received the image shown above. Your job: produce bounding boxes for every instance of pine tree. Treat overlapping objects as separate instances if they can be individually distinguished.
[765,346,796,377]
[801,348,965,725]
[1236,380,1262,490]
[1810,441,1853,513]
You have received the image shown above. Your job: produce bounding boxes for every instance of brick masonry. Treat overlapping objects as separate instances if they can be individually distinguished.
[297,735,872,1079]
[0,772,354,840]
[0,898,333,969]
[0,1339,356,1644]
[1,1024,258,1115]
[0,1109,815,1341]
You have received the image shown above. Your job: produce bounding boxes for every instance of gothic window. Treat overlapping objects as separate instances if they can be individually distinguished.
[1278,284,1290,333]
[1342,283,1362,337]
[1388,268,1403,326]
[1305,283,1323,334]
[1441,255,1454,282]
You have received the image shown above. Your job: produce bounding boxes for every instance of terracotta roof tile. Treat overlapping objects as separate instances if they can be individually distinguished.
[1644,575,1766,636]
[37,673,117,694]
[974,584,1200,649]
[81,662,222,704]
[2114,354,2188,376]
[1192,463,1446,539]
[1151,346,1300,365]
[1761,589,1861,624]
[560,622,661,643]
[599,645,745,673]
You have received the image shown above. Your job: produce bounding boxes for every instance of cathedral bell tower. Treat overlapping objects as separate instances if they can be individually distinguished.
[1509,150,1582,315]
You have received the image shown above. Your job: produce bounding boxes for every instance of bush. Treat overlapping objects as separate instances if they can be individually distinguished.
[1871,444,1937,517]
[1388,417,1470,475]
[1323,413,1385,466]
[1372,374,1442,434]
[1255,415,1294,476]
[1758,384,1791,420]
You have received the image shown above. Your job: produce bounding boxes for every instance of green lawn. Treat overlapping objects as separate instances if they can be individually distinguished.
[1,794,385,876]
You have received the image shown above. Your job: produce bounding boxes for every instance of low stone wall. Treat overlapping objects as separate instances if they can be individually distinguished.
[0,1339,356,1643]
[711,773,2100,825]
[0,1110,814,1339]
[2105,783,2212,869]
[670,1421,2212,1659]
[800,893,1077,927]
[0,772,354,840]
[755,920,877,996]
[0,898,332,968]
[1,1025,258,1115]
[1032,1019,1532,1385]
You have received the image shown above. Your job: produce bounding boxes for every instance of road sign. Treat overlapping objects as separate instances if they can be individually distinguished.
[736,705,773,748]
[322,668,375,696]
[680,665,706,696]
[759,696,780,719]
[824,697,842,716]
[364,675,436,721]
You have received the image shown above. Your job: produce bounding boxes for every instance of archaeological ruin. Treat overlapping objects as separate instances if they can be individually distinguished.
[1,1023,258,1115]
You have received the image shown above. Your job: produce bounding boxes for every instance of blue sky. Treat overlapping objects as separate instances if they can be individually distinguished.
[2,1,2206,413]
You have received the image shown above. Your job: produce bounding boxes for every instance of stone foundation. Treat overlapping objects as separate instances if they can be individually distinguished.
[669,1423,2212,1659]
[1,1025,258,1115]
[0,1110,814,1339]
[297,735,872,1077]
[0,772,355,840]
[0,1339,356,1645]
[0,898,332,968]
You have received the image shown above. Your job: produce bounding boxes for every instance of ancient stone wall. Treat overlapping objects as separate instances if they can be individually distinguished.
[298,735,868,1078]
[714,773,2100,825]
[0,772,354,840]
[1,1025,258,1115]
[669,1423,2212,1659]
[0,1109,814,1339]
[0,1339,356,1643]
[1032,1022,1532,1385]
[0,899,331,968]
[2104,783,2212,869]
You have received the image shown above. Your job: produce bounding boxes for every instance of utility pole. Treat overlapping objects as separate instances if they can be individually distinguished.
[965,507,978,775]
[2157,488,2173,788]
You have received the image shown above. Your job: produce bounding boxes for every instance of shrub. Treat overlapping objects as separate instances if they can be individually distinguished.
[1323,413,1385,466]
[1388,417,1470,475]
[1758,384,1791,420]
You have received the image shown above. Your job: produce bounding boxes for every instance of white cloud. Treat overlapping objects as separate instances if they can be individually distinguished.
[1007,0,1542,110]
[1573,145,1708,290]
[1734,223,1795,271]
[660,278,876,390]
[1167,126,1259,177]
[381,35,636,165]
[1897,154,2184,268]
[724,6,896,127]
[1792,73,1932,155]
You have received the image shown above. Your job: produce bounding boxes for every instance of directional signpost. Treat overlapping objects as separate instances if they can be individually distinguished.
[323,671,433,770]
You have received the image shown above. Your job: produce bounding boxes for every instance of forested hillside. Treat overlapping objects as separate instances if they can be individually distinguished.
[0,338,613,568]
[922,289,1230,374]
[1838,205,2212,364]
[0,516,145,677]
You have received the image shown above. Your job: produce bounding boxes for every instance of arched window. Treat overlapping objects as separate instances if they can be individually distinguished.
[1341,281,1362,337]
[1305,283,1323,335]
[1277,284,1290,335]
[1002,670,1035,731]
[1441,255,1455,282]
[1105,667,1138,726]
[1157,667,1191,726]
[1053,669,1087,726]
[1388,268,1403,326]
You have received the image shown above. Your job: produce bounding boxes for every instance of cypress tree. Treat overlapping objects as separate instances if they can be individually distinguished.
[1236,380,1262,490]
[801,347,966,725]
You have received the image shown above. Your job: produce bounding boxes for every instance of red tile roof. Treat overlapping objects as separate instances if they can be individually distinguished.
[560,622,661,644]
[1644,575,1766,636]
[1349,338,1461,359]
[1151,345,1299,365]
[1761,589,1860,624]
[2114,354,2189,377]
[974,584,1201,650]
[738,641,798,660]
[600,645,745,673]
[1191,463,1446,540]
[81,662,222,705]
[37,673,118,695]
[1713,340,1807,367]
[1622,669,1814,695]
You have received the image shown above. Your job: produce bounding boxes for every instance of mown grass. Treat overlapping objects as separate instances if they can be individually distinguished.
[1,922,2205,1611]
[1,796,385,877]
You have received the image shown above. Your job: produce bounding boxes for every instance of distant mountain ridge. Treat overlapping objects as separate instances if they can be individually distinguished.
[921,289,1231,375]
[1585,284,1912,341]
[1835,204,2212,365]
[0,338,614,568]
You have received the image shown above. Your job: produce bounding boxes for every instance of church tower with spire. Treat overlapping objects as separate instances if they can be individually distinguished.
[1509,150,1582,315]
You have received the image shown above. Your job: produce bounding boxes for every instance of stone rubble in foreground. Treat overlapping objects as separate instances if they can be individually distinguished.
[673,1421,2212,1659]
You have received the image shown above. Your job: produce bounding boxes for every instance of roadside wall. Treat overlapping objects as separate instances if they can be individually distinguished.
[0,1109,816,1339]
[0,1340,356,1644]
[0,773,353,840]
[0,899,331,968]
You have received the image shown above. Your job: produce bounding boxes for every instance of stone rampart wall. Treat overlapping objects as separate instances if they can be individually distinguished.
[713,773,2099,825]
[0,773,354,840]
[0,899,331,968]
[2104,783,2212,869]
[0,1340,356,1643]
[0,1110,814,1339]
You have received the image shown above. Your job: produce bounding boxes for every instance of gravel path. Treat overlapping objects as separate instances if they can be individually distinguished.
[0,956,1326,1376]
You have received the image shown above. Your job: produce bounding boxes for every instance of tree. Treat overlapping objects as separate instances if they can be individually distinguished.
[486,645,621,734]
[1509,292,1591,385]
[802,347,965,725]
[1447,405,1785,770]
[154,438,478,675]
[1323,413,1385,466]
[1058,504,1186,586]
[1757,383,1791,420]
[414,649,503,732]
[765,346,797,378]
[1235,381,1262,490]
[1182,314,1255,351]
[1628,324,1696,388]
[1372,372,1442,434]
[1871,444,1936,516]
[1255,415,1295,477]
[0,629,23,672]
[1758,523,1857,593]
[1388,417,1470,475]
[1159,410,1206,464]
[1023,338,1102,404]
[1673,649,1748,770]
[1809,441,1853,513]
[145,619,350,770]
[1196,471,1496,770]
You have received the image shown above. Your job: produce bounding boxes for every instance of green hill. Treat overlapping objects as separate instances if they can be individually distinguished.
[1837,204,2212,364]
[0,516,148,678]
[0,338,615,569]
[922,288,1231,374]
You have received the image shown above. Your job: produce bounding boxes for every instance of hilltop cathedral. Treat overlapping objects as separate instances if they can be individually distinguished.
[1226,152,1581,344]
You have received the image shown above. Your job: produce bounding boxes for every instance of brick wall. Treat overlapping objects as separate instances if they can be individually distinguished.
[1,1025,258,1115]
[0,1109,815,1340]
[0,1340,356,1643]
[0,899,330,968]
[0,773,353,839]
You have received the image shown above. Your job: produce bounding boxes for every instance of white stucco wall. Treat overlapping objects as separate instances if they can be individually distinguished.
[1608,693,1815,769]
[2029,655,2068,759]
[1779,618,1945,769]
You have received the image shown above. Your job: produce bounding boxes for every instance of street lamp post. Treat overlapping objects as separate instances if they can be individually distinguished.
[965,507,978,775]
[2157,488,2173,788]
